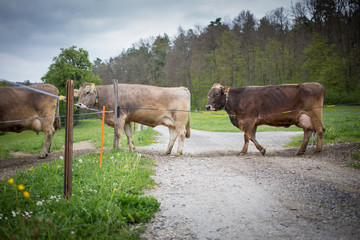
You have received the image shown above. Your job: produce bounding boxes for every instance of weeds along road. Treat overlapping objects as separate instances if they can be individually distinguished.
[139,126,360,240]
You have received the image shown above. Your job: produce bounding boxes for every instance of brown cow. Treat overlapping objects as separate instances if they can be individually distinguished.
[205,83,325,155]
[75,82,191,156]
[0,84,61,158]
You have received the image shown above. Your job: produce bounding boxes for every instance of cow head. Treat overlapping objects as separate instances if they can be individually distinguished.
[75,82,98,109]
[205,83,227,111]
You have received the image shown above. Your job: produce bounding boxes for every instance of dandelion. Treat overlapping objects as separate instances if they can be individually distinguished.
[78,159,83,163]
[28,167,34,171]
[23,191,30,199]
[42,166,46,169]
[37,201,43,206]
[7,178,14,184]
[18,184,25,191]
[59,156,64,160]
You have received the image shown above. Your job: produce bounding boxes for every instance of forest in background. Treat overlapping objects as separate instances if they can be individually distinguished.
[93,0,360,110]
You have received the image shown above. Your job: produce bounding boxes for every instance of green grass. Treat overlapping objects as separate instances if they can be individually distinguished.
[0,119,158,158]
[0,150,160,239]
[191,110,305,132]
[285,105,360,147]
[191,105,360,145]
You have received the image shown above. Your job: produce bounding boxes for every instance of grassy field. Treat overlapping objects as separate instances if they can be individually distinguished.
[191,105,360,144]
[0,119,157,159]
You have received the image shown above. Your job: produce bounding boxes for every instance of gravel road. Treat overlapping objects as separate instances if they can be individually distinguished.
[138,126,360,240]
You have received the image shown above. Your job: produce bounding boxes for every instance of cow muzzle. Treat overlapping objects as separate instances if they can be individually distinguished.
[75,103,87,110]
[205,105,215,111]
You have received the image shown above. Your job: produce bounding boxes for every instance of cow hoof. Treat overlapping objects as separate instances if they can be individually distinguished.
[297,151,305,156]
[261,149,266,156]
[38,153,48,159]
[238,152,247,156]
[165,151,171,155]
[175,152,182,157]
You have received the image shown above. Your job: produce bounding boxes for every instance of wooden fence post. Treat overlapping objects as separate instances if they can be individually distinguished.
[113,79,119,150]
[64,80,74,200]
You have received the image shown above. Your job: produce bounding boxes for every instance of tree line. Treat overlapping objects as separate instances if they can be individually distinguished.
[42,0,360,110]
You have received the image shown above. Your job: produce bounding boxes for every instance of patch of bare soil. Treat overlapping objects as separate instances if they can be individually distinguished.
[0,141,97,180]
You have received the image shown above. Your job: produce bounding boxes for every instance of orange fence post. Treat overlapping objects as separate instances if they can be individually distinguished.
[100,105,105,167]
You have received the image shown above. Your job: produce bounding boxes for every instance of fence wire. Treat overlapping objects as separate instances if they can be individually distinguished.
[1,79,359,125]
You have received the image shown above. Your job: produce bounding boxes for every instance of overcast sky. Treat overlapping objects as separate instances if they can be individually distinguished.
[0,0,292,83]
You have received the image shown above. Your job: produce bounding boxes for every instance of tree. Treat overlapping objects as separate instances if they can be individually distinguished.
[41,46,101,117]
[303,34,347,102]
[42,46,101,94]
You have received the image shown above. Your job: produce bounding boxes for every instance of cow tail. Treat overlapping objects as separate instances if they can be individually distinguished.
[54,98,61,130]
[185,97,191,138]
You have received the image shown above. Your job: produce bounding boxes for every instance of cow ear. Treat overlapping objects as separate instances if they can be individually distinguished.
[221,86,225,94]
[74,89,79,97]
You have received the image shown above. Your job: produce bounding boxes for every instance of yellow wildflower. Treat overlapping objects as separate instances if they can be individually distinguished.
[18,184,25,191]
[8,178,14,184]
[42,166,46,169]
[28,167,34,171]
[23,191,30,199]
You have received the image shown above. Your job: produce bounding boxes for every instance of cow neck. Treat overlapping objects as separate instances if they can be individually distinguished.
[222,86,230,110]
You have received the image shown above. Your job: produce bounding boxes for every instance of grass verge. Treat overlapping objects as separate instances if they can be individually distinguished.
[0,150,160,239]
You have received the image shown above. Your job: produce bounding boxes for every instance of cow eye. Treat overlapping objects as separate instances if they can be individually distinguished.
[215,93,219,96]
[86,91,90,95]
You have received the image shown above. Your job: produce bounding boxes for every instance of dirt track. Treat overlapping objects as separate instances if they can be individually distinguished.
[138,127,360,240]
[1,127,359,239]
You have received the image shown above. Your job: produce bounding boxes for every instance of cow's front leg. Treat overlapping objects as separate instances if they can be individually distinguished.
[250,126,266,156]
[124,123,135,152]
[240,132,250,155]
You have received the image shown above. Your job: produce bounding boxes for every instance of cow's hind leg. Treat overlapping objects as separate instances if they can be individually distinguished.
[124,123,135,152]
[115,117,126,150]
[315,124,325,153]
[312,115,325,153]
[296,113,317,155]
[165,127,178,155]
[40,125,55,159]
[298,129,312,155]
